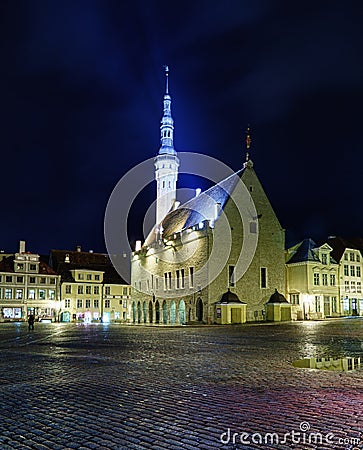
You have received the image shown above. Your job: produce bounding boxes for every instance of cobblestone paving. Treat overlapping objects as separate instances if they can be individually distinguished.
[0,319,362,450]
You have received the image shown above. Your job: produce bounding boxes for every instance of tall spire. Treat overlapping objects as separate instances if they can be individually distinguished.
[245,125,251,162]
[159,65,176,155]
[154,66,179,226]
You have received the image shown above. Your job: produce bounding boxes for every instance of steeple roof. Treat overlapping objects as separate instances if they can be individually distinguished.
[158,66,176,156]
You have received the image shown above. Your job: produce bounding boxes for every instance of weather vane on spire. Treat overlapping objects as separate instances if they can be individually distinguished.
[163,65,169,94]
[245,125,251,162]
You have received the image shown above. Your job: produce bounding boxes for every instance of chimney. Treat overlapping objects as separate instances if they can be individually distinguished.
[214,202,221,221]
[65,253,70,263]
[76,245,81,252]
[135,240,142,252]
[19,240,26,254]
[195,188,201,197]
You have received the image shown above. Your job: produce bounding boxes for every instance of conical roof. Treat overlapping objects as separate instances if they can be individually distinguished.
[218,289,246,304]
[267,289,288,304]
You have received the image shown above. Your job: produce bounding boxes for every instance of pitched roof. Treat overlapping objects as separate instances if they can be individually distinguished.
[144,167,245,246]
[50,250,127,284]
[286,238,320,264]
[326,236,362,262]
[0,256,13,273]
[0,255,57,275]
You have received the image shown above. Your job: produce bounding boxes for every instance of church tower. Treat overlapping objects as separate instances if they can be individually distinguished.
[154,66,179,227]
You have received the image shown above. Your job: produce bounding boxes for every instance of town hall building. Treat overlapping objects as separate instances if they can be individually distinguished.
[130,68,286,324]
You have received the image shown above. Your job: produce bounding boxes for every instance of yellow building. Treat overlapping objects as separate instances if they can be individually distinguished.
[50,248,131,323]
[326,237,363,316]
[286,239,340,320]
[0,241,60,322]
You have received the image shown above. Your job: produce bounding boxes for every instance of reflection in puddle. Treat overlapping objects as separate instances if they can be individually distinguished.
[293,356,361,371]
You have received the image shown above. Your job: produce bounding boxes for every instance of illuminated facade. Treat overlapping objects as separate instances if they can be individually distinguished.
[0,241,60,321]
[50,248,131,323]
[326,237,363,316]
[286,239,340,320]
[131,71,286,324]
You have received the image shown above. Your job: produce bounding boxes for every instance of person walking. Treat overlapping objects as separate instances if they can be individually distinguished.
[28,314,35,331]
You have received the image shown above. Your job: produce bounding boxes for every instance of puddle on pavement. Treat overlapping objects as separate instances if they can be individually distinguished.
[292,356,362,371]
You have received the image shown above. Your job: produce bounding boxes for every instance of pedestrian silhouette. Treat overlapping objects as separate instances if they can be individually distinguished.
[28,314,35,331]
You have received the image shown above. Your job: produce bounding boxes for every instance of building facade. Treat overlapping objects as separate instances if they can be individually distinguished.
[286,239,340,320]
[0,241,60,321]
[131,70,286,324]
[327,237,363,316]
[50,248,131,323]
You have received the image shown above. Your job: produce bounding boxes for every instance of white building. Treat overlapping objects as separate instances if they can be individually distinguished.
[0,241,60,321]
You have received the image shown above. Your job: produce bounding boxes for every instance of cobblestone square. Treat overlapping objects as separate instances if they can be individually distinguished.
[0,319,362,449]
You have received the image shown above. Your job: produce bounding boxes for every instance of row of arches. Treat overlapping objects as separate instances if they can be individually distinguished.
[131,298,204,325]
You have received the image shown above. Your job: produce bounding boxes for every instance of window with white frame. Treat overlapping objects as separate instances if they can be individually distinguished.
[290,294,299,305]
[322,274,328,286]
[65,299,71,308]
[331,296,337,313]
[351,281,356,292]
[77,299,83,308]
[345,281,350,292]
[357,266,361,277]
[85,299,91,308]
[313,273,320,286]
[330,274,336,286]
[65,285,72,294]
[344,265,349,276]
[315,296,321,312]
[350,266,355,277]
[105,299,110,308]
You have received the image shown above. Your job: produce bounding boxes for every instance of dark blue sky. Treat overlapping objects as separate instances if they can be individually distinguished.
[1,0,362,254]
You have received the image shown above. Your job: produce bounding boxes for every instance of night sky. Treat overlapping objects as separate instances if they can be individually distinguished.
[1,0,362,255]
